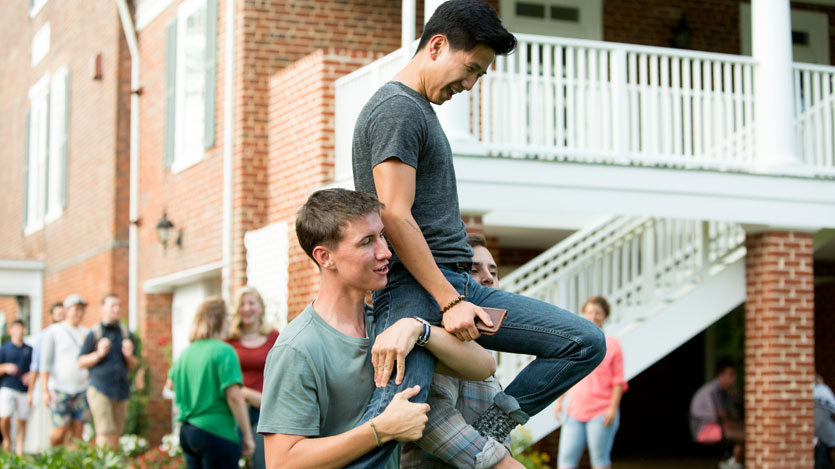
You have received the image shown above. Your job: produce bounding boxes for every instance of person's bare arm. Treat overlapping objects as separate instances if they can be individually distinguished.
[428,326,495,380]
[122,339,140,370]
[263,385,428,469]
[372,160,492,342]
[27,371,39,407]
[603,384,624,426]
[371,318,495,387]
[225,384,255,457]
[78,338,110,369]
[242,387,262,409]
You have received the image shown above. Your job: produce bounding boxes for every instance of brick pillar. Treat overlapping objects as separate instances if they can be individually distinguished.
[142,293,174,445]
[745,231,814,468]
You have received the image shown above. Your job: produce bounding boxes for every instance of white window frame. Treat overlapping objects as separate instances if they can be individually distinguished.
[500,0,602,40]
[25,74,50,235]
[172,0,208,174]
[45,66,68,223]
[29,0,48,17]
[135,0,176,31]
[31,22,50,67]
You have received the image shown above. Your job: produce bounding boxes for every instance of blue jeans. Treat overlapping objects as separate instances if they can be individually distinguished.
[180,422,242,469]
[557,412,620,468]
[248,406,265,469]
[346,263,606,467]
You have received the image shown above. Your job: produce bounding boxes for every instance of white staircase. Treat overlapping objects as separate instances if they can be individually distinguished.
[497,216,747,442]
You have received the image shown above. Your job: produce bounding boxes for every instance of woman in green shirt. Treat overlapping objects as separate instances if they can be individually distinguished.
[167,297,255,468]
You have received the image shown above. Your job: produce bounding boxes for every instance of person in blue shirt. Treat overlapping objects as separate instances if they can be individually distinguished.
[78,294,138,451]
[0,319,34,454]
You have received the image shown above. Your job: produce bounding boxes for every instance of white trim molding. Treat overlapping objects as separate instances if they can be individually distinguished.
[143,261,223,294]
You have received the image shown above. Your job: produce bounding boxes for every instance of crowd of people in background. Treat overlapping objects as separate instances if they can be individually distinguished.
[0,293,136,455]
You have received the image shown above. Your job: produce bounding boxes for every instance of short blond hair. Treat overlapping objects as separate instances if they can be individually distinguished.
[188,297,228,342]
[227,286,272,340]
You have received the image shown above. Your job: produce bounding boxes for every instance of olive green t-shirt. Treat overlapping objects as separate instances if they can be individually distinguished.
[258,303,399,468]
[169,339,243,443]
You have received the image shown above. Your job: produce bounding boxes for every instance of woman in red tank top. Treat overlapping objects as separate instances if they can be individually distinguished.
[225,287,278,469]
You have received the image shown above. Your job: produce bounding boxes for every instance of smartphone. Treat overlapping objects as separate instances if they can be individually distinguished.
[475,307,507,335]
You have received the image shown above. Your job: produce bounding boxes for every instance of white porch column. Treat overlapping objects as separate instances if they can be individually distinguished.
[424,0,477,148]
[752,0,800,171]
[402,0,415,53]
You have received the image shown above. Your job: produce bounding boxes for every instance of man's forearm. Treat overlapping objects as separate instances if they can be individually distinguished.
[381,212,460,307]
[428,327,495,381]
[78,352,102,369]
[264,423,381,469]
[124,353,139,370]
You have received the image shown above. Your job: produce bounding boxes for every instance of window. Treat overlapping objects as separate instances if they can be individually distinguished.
[24,68,69,234]
[500,0,601,40]
[29,0,48,17]
[46,67,69,223]
[165,0,217,173]
[31,22,50,66]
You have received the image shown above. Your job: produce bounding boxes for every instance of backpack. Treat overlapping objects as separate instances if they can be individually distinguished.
[93,321,130,343]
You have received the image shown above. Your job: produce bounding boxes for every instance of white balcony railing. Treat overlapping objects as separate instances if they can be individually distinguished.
[794,63,835,171]
[495,216,746,385]
[335,33,835,178]
[473,35,756,170]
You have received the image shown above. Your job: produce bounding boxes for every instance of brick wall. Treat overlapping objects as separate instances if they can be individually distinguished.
[745,232,815,468]
[141,293,174,445]
[0,0,130,323]
[266,48,383,319]
[229,0,413,294]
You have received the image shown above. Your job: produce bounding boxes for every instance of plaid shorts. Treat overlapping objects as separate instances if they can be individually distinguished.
[50,390,90,427]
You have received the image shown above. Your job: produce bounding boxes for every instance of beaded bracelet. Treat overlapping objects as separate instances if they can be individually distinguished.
[369,419,382,447]
[439,294,467,314]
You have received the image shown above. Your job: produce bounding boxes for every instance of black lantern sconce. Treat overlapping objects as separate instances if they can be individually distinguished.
[155,212,182,251]
[671,15,692,50]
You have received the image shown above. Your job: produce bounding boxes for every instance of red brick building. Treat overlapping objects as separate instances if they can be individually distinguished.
[2,1,835,466]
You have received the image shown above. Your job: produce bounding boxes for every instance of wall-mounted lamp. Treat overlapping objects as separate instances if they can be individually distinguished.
[155,212,182,251]
[671,15,692,50]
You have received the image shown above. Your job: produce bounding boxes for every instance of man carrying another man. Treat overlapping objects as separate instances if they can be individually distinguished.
[350,0,606,465]
[259,189,497,468]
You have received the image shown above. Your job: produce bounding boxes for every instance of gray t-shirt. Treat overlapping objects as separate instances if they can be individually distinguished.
[40,322,90,394]
[352,81,473,265]
[258,303,398,469]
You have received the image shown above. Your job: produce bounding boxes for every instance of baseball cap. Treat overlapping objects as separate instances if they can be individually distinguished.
[63,294,88,308]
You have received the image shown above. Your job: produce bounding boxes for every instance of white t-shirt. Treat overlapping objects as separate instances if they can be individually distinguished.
[39,322,90,394]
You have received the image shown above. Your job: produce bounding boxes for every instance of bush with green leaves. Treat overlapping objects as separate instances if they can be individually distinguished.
[511,426,552,469]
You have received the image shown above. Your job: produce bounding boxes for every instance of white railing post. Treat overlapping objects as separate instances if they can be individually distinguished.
[612,47,629,161]
[642,223,656,304]
[701,221,711,280]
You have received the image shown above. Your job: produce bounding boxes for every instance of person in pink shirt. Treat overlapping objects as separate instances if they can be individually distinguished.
[554,296,627,469]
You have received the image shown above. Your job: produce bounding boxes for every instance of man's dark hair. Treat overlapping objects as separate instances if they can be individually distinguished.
[10,319,25,328]
[467,233,487,248]
[296,189,385,264]
[101,293,119,305]
[417,0,516,55]
[49,302,63,315]
[716,357,736,376]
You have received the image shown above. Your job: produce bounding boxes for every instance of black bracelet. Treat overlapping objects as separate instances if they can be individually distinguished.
[414,317,431,347]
